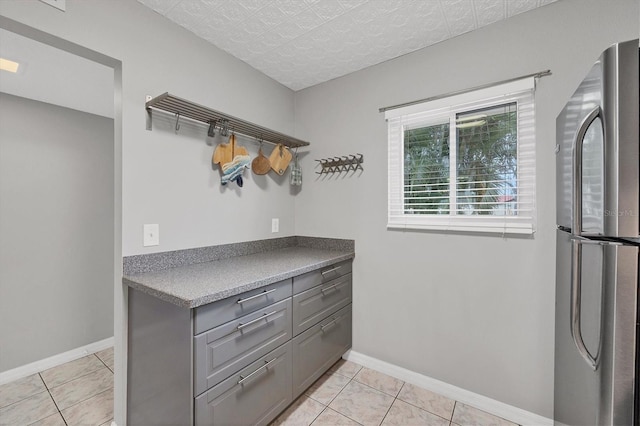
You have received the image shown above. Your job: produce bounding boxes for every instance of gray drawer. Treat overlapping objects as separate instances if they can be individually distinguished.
[194,279,292,335]
[293,260,352,294]
[194,298,292,396]
[293,273,352,336]
[195,341,292,426]
[292,304,352,399]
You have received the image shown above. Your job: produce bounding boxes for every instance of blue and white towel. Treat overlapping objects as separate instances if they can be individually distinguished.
[221,154,251,186]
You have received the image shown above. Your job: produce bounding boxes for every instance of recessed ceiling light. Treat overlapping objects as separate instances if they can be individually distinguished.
[0,58,20,73]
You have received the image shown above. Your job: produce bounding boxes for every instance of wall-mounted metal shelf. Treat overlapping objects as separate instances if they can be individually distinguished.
[145,92,310,149]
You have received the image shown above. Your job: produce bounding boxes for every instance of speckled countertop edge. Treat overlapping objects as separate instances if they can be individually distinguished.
[123,237,355,309]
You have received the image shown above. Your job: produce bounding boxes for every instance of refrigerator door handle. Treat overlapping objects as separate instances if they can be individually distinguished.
[570,237,611,370]
[572,106,603,236]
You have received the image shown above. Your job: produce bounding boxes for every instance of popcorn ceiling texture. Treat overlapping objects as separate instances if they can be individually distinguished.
[137,0,557,91]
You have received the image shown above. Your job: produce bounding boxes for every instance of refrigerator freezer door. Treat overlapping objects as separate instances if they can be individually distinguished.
[598,239,638,426]
[601,40,639,238]
[555,229,604,426]
[554,229,638,425]
[556,61,603,234]
[556,39,639,238]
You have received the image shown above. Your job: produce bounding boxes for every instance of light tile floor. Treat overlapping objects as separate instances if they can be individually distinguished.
[0,350,519,426]
[0,348,114,426]
[272,360,520,426]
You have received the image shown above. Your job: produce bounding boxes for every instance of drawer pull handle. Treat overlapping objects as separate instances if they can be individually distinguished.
[321,266,342,276]
[321,317,339,332]
[237,288,276,304]
[320,280,347,294]
[237,358,277,385]
[237,311,278,331]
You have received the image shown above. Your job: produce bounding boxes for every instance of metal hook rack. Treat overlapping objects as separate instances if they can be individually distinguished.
[315,154,364,175]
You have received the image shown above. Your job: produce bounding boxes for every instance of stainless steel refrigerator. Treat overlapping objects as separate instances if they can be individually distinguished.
[555,39,639,426]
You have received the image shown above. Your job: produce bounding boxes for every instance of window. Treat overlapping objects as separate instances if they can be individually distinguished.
[387,77,536,235]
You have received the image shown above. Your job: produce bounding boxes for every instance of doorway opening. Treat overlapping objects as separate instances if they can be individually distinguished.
[0,16,123,424]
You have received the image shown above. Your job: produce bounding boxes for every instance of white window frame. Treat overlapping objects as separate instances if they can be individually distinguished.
[386,77,536,235]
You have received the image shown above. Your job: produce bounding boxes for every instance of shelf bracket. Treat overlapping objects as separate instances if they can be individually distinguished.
[145,95,153,131]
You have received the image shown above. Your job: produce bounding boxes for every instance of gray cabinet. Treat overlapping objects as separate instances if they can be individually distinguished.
[194,279,292,335]
[292,273,351,337]
[195,342,292,426]
[294,260,353,294]
[290,262,353,399]
[128,260,352,426]
[292,304,352,398]
[194,298,292,396]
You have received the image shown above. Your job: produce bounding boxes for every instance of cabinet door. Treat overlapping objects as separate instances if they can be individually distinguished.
[194,298,292,395]
[195,342,292,426]
[293,260,353,294]
[194,279,292,335]
[292,304,352,399]
[292,273,352,336]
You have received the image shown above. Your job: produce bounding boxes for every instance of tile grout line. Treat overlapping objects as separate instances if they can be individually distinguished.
[41,356,113,424]
[305,399,326,426]
[41,355,105,390]
[390,382,458,424]
[322,376,362,426]
[346,368,457,425]
[95,354,113,374]
[451,400,458,425]
[306,371,353,408]
[39,372,68,426]
[0,377,43,411]
[0,389,51,413]
[327,365,402,426]
[341,377,366,426]
[350,376,403,399]
[377,395,396,426]
[378,381,407,425]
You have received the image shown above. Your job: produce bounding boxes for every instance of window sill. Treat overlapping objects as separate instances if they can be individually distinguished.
[387,220,535,236]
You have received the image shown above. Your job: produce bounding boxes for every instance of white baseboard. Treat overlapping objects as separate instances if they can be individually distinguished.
[0,336,114,386]
[344,350,553,426]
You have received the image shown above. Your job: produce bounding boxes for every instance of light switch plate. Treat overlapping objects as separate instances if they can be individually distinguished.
[143,224,160,246]
[271,218,279,233]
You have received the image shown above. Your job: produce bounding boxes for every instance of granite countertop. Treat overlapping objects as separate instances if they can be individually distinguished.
[123,240,354,309]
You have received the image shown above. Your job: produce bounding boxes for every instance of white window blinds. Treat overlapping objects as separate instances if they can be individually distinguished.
[387,77,536,235]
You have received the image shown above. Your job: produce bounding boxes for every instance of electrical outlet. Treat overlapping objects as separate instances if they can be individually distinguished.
[272,218,279,233]
[143,224,160,246]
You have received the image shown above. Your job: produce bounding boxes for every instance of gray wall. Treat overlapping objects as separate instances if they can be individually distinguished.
[3,0,638,420]
[0,0,297,257]
[0,2,298,421]
[0,94,114,372]
[293,0,638,417]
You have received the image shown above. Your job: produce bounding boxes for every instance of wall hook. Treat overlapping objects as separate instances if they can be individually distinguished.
[315,153,364,176]
[220,120,229,137]
[207,120,216,137]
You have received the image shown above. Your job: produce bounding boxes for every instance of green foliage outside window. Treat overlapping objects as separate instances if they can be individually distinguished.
[404,102,518,216]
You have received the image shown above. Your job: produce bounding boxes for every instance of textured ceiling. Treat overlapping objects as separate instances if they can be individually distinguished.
[138,0,557,91]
